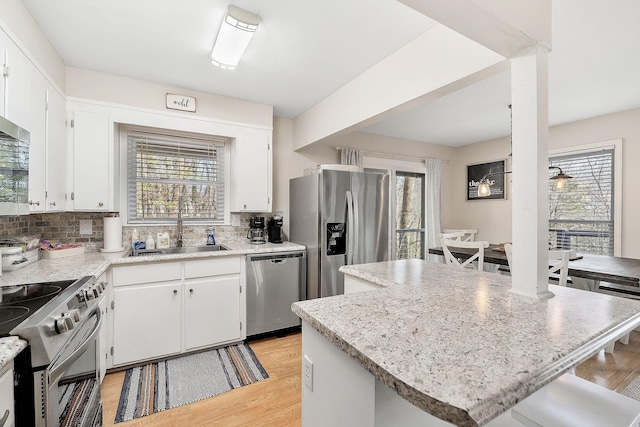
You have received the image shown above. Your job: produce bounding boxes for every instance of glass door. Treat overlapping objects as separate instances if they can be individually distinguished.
[395,171,425,259]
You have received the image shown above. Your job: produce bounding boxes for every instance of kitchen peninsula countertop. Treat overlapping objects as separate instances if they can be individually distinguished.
[0,241,305,287]
[292,259,640,426]
[0,336,27,370]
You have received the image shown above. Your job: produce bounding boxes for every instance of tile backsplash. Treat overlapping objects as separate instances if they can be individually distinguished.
[0,211,283,252]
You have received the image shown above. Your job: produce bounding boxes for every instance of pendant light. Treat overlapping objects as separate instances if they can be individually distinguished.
[476,106,573,197]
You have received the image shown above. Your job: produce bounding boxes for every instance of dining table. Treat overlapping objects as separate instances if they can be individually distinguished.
[428,244,640,295]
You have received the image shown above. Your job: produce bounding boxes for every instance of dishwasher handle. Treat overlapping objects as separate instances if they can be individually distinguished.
[247,251,305,262]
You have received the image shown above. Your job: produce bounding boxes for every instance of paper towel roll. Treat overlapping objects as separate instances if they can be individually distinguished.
[103,216,123,251]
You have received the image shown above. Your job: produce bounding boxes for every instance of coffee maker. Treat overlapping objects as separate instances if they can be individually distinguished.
[267,216,283,243]
[247,216,266,244]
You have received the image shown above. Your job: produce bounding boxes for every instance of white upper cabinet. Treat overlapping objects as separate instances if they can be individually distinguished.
[230,128,272,212]
[2,39,47,212]
[68,110,111,211]
[0,29,9,117]
[45,88,66,211]
[1,29,66,213]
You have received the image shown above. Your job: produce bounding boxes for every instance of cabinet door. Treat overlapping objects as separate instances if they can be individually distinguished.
[27,74,47,212]
[230,129,272,212]
[0,363,15,427]
[98,296,108,382]
[97,272,112,380]
[113,282,182,366]
[184,277,242,350]
[71,110,110,210]
[45,88,66,211]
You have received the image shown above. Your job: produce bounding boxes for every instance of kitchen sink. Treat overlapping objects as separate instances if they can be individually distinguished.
[130,245,230,257]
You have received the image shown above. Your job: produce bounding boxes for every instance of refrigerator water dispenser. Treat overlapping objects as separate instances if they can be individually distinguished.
[327,222,346,255]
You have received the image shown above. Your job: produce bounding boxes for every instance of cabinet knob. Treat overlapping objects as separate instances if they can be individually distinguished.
[99,202,104,207]
[29,200,40,206]
[189,288,194,293]
[173,289,178,294]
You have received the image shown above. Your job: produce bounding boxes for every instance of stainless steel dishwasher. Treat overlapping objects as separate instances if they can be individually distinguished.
[246,250,306,337]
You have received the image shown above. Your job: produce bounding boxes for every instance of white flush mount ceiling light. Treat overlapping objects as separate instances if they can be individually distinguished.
[211,4,260,70]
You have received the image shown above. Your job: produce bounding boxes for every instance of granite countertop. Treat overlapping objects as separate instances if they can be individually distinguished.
[292,259,640,427]
[0,240,304,371]
[0,336,27,371]
[0,240,305,287]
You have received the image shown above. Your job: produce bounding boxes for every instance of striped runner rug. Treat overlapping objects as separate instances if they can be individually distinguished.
[622,376,640,401]
[114,342,268,423]
[59,378,100,427]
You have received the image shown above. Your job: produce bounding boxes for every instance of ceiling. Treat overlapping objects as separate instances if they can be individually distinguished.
[21,0,640,147]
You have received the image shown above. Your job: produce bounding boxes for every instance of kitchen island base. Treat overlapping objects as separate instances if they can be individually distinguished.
[301,322,518,427]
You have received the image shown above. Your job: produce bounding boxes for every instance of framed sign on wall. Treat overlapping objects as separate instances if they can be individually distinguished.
[467,159,506,200]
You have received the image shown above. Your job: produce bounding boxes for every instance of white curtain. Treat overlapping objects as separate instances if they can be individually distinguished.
[425,158,442,262]
[339,148,363,169]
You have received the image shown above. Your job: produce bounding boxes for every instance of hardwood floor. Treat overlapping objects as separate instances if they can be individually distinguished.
[100,330,640,426]
[101,332,302,427]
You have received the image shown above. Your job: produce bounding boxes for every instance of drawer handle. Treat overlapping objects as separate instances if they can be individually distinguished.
[1,409,10,427]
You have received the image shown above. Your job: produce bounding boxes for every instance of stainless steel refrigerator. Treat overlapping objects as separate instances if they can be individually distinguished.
[290,169,390,299]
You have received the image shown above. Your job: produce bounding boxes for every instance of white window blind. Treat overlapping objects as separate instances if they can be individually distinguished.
[548,148,614,255]
[127,129,226,223]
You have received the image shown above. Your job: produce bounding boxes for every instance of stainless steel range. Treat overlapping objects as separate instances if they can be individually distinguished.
[0,276,105,427]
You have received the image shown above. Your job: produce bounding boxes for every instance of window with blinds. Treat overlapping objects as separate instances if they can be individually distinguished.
[548,149,614,255]
[127,129,226,223]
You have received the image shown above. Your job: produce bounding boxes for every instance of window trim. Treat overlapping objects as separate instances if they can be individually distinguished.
[118,124,231,226]
[549,139,622,256]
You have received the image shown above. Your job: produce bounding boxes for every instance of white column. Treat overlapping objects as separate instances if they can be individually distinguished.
[510,46,554,300]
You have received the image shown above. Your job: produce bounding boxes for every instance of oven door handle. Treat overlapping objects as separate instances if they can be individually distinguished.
[48,307,102,384]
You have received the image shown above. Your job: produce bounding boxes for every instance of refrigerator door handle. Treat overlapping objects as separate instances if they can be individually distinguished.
[346,191,355,265]
[352,191,360,264]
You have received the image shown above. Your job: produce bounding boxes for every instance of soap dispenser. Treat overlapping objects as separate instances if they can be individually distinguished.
[206,227,216,245]
[146,234,155,250]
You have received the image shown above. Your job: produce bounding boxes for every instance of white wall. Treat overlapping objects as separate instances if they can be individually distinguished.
[66,67,273,128]
[446,107,640,258]
[272,117,336,238]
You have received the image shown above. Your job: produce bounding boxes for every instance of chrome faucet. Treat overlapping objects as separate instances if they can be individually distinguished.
[176,196,183,247]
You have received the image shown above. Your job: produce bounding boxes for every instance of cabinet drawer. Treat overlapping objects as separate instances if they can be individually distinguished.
[112,262,181,286]
[184,256,241,278]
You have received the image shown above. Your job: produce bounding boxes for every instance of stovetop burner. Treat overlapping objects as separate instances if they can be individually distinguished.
[1,285,63,304]
[0,279,77,337]
[0,306,29,325]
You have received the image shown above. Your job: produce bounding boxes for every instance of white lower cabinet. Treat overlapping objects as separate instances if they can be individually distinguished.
[111,256,245,367]
[113,281,182,366]
[97,272,113,379]
[184,277,241,350]
[0,360,15,427]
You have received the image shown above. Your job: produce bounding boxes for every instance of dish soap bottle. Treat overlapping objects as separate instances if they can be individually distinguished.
[131,228,139,249]
[206,227,216,245]
[146,234,155,250]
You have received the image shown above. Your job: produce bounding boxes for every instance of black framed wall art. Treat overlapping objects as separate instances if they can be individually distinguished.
[467,159,506,200]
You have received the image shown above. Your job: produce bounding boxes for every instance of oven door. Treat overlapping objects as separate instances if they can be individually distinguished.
[45,306,102,427]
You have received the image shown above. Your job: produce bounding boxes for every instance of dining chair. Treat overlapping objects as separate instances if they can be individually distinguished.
[503,244,571,287]
[442,229,477,242]
[439,231,465,241]
[441,237,489,271]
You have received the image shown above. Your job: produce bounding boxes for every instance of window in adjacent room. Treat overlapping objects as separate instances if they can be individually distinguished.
[548,141,621,255]
[125,127,229,224]
[395,171,426,259]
